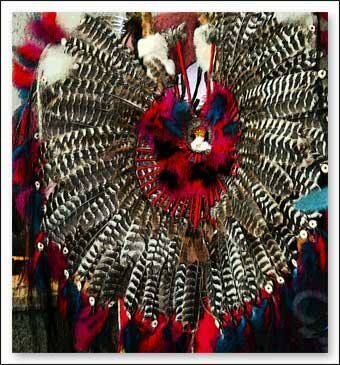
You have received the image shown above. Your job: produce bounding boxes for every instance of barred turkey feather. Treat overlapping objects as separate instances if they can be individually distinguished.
[174,263,187,322]
[124,250,148,311]
[236,167,283,226]
[225,222,250,302]
[182,263,201,327]
[206,261,223,318]
[219,235,241,311]
[264,232,290,275]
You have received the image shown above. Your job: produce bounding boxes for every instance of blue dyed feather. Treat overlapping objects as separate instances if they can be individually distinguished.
[91,307,114,351]
[299,242,320,287]
[294,187,328,212]
[62,281,82,323]
[164,119,182,137]
[162,321,172,344]
[236,316,247,348]
[206,94,226,125]
[26,190,43,238]
[250,299,268,332]
[164,101,191,137]
[32,252,49,291]
[123,322,141,352]
[171,101,191,127]
[223,121,239,135]
[12,139,31,161]
[215,323,238,352]
[18,88,30,100]
[16,54,38,69]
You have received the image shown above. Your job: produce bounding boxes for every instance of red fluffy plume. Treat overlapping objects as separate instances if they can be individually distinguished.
[194,308,220,352]
[27,12,65,45]
[12,60,35,89]
[16,42,43,63]
[74,303,109,352]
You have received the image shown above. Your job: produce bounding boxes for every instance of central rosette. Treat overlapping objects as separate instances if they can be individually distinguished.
[189,126,212,153]
[135,84,240,229]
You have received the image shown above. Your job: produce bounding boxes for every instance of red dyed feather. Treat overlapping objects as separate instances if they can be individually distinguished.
[315,233,327,272]
[13,107,29,147]
[13,155,29,186]
[16,42,43,63]
[13,139,40,187]
[25,250,42,283]
[74,304,109,352]
[15,187,34,223]
[136,313,169,353]
[28,12,65,45]
[194,309,220,352]
[57,280,69,320]
[12,60,34,89]
[168,314,185,344]
[44,242,68,282]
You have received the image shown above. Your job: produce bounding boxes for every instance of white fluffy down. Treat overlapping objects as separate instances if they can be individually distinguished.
[56,12,84,34]
[38,44,75,86]
[193,24,214,72]
[137,33,175,79]
[275,12,314,27]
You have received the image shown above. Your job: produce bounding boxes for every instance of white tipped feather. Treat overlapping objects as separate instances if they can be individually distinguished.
[137,33,175,79]
[56,12,84,34]
[194,24,213,72]
[38,44,75,86]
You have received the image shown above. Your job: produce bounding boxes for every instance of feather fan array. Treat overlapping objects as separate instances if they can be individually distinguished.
[12,11,328,353]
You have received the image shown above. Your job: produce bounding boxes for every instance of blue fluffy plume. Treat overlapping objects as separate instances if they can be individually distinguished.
[26,190,43,238]
[236,316,247,348]
[164,101,191,137]
[32,252,49,291]
[12,139,31,161]
[123,321,141,352]
[61,281,82,323]
[294,187,328,212]
[206,94,226,125]
[164,119,182,137]
[216,323,238,352]
[299,241,320,287]
[223,121,239,135]
[250,299,268,332]
[18,87,30,100]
